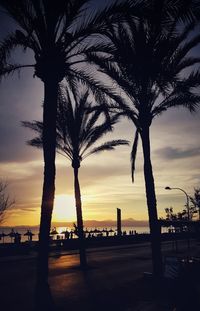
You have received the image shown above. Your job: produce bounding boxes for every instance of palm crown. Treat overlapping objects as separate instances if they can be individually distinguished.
[0,0,142,81]
[86,16,200,177]
[0,0,117,81]
[23,84,129,166]
[89,18,200,117]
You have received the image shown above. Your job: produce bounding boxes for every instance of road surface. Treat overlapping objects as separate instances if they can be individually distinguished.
[0,240,199,311]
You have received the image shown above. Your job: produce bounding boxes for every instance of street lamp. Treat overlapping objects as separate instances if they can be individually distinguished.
[165,186,190,220]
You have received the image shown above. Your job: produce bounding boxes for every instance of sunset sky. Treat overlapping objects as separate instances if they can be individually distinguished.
[0,2,200,227]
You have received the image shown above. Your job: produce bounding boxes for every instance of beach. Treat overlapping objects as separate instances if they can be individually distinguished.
[0,226,150,244]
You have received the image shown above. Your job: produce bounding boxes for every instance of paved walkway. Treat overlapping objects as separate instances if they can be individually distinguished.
[0,240,199,311]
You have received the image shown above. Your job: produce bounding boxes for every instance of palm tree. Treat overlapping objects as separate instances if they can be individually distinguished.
[23,84,129,268]
[84,7,200,276]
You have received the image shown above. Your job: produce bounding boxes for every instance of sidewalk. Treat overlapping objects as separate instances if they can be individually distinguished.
[0,240,200,311]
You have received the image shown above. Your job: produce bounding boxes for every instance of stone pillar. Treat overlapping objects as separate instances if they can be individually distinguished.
[117,208,121,236]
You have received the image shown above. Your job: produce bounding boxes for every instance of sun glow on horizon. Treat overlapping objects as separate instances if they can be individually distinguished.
[52,194,76,222]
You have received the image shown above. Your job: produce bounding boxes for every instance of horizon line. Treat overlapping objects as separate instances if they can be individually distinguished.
[0,218,149,228]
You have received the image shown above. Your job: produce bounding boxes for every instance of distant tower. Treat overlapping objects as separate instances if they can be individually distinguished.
[117,208,122,236]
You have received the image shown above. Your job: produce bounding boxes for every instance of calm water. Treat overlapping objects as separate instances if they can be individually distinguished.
[0,226,151,243]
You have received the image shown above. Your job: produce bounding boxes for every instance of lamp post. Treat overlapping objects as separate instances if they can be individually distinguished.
[165,186,191,254]
[165,186,190,220]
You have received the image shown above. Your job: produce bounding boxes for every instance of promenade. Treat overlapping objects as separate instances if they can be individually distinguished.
[0,240,200,311]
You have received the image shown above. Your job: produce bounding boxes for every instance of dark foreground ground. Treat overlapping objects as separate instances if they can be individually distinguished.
[0,239,200,311]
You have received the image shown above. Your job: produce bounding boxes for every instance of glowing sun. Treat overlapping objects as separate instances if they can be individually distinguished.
[52,194,76,222]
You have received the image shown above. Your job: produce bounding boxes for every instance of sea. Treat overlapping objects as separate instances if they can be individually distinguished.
[0,226,153,243]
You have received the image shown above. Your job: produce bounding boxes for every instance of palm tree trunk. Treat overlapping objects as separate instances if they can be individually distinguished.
[37,78,58,283]
[140,125,162,277]
[73,166,87,268]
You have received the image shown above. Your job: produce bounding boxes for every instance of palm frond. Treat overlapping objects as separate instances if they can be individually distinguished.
[68,67,138,122]
[165,0,200,24]
[73,0,143,36]
[67,40,115,60]
[0,1,44,51]
[84,41,116,55]
[84,139,129,158]
[80,121,114,157]
[0,63,33,80]
[65,74,81,100]
[131,129,139,183]
[181,70,200,89]
[80,109,101,142]
[171,33,200,69]
[0,31,26,63]
[56,87,76,150]
[153,91,200,117]
[22,120,43,148]
[174,57,200,74]
[27,137,42,149]
[0,1,35,31]
[22,120,43,133]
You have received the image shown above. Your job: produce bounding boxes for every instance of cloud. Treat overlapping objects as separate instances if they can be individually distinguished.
[0,138,41,163]
[155,146,200,160]
[0,68,43,164]
[20,208,37,212]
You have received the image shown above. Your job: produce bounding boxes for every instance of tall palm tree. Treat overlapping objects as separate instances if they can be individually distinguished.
[84,8,200,276]
[0,0,86,286]
[23,84,129,268]
[0,0,136,287]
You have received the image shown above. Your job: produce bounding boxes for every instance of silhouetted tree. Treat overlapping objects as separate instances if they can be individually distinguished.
[164,206,195,221]
[84,3,200,276]
[190,188,200,220]
[0,181,14,224]
[165,207,175,221]
[23,83,129,269]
